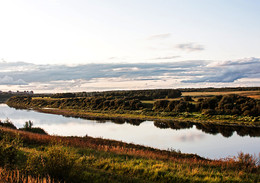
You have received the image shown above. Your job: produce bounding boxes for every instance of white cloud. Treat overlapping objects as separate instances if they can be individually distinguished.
[0,76,27,85]
[184,57,260,83]
[0,58,259,92]
[112,67,140,72]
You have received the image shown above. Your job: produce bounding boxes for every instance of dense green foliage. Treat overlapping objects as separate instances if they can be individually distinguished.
[0,92,52,104]
[19,120,48,135]
[7,96,144,111]
[52,89,182,100]
[9,94,259,117]
[153,94,260,117]
[51,92,76,98]
[0,119,17,129]
[26,145,79,182]
[0,132,22,171]
[0,93,15,103]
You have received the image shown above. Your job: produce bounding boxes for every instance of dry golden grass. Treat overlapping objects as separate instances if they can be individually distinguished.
[0,127,203,163]
[182,90,260,99]
[0,167,57,183]
[32,97,58,101]
[1,127,259,183]
[1,126,253,169]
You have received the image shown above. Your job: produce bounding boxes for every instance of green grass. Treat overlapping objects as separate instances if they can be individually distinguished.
[1,127,259,183]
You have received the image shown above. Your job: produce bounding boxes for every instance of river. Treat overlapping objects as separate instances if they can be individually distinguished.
[0,104,259,159]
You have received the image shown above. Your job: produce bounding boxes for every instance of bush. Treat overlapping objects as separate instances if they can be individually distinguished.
[236,152,259,171]
[26,151,47,177]
[183,96,193,101]
[20,127,48,135]
[0,119,17,129]
[26,145,78,182]
[19,121,48,135]
[202,109,216,115]
[0,133,21,169]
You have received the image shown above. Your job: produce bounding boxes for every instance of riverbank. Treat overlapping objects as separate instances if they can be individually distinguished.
[0,126,259,182]
[36,107,260,128]
[6,94,260,128]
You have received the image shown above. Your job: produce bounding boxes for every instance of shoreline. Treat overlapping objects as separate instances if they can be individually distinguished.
[0,126,259,182]
[35,107,260,128]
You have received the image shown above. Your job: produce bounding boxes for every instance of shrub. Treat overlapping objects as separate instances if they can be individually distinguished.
[26,151,47,177]
[20,127,48,135]
[202,109,216,115]
[236,152,259,171]
[183,96,193,101]
[0,133,21,169]
[19,121,48,135]
[27,145,78,182]
[0,119,17,129]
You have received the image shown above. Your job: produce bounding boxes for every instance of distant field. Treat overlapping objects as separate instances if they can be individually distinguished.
[141,90,260,105]
[182,90,260,99]
[32,97,58,100]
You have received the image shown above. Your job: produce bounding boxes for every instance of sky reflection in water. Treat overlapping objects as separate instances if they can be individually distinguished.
[0,104,259,159]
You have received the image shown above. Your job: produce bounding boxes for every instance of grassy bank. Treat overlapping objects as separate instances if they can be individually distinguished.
[35,107,260,128]
[0,126,259,183]
[6,91,260,127]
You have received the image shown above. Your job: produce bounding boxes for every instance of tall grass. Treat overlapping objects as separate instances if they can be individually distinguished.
[0,127,259,182]
[0,167,58,183]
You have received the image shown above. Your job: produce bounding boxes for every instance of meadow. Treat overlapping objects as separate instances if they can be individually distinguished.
[182,90,260,100]
[0,125,259,183]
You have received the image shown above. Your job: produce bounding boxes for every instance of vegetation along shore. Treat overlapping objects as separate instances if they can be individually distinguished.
[0,120,259,182]
[5,88,260,127]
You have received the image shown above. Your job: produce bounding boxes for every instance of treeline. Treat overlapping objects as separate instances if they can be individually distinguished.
[0,92,50,103]
[51,89,182,100]
[179,87,260,92]
[0,93,14,103]
[153,94,260,116]
[7,94,260,117]
[7,96,144,111]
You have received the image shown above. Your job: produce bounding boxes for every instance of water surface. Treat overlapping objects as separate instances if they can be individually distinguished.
[0,104,259,159]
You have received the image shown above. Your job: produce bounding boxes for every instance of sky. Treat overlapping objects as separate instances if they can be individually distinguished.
[0,0,260,92]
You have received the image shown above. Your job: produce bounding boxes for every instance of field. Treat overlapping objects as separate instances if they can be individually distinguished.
[0,126,259,183]
[182,90,260,99]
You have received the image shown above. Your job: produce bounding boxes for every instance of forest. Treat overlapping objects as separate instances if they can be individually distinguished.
[51,89,182,100]
[7,94,260,117]
[153,94,260,116]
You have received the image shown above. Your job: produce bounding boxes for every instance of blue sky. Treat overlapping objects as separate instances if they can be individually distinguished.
[0,1,259,92]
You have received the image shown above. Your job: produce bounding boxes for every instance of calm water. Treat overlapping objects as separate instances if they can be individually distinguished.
[0,104,259,159]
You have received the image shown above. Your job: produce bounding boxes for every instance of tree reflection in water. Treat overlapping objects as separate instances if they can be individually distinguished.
[153,121,260,138]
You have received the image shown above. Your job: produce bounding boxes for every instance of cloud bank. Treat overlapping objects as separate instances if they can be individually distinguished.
[0,58,259,92]
[0,76,27,85]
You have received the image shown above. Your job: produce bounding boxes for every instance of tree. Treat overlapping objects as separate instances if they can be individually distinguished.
[24,120,33,129]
